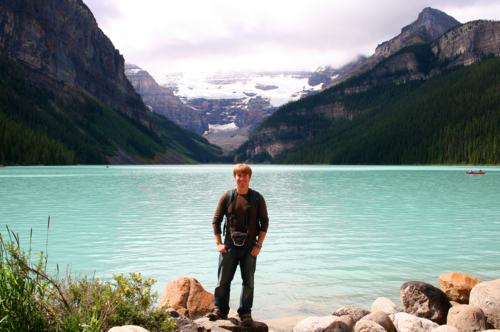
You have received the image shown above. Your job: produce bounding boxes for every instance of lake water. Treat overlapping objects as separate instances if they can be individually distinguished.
[1,165,499,319]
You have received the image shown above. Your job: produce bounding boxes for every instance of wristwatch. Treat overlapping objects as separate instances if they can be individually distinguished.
[254,242,262,249]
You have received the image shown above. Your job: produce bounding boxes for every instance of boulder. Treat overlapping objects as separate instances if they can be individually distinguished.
[176,316,207,332]
[293,315,353,332]
[263,316,307,332]
[469,279,500,329]
[158,277,214,319]
[333,306,370,322]
[447,305,487,332]
[326,315,355,332]
[355,320,386,332]
[194,316,268,332]
[438,272,480,304]
[108,326,149,332]
[361,311,397,332]
[431,325,459,332]
[371,298,401,315]
[400,281,451,324]
[393,312,439,332]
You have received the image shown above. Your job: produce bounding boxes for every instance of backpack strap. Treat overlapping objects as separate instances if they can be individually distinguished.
[223,189,236,236]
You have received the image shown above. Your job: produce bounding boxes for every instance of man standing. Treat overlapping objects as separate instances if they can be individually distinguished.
[207,163,269,325]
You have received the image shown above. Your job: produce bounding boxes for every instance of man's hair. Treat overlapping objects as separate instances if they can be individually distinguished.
[233,163,252,177]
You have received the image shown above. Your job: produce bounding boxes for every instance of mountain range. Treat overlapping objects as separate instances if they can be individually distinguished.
[235,8,500,164]
[0,0,222,165]
[125,68,321,153]
[1,3,498,165]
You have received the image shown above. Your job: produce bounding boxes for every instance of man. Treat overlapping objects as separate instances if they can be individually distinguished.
[207,163,269,325]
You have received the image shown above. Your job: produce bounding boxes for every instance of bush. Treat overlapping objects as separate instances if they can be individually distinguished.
[0,223,176,331]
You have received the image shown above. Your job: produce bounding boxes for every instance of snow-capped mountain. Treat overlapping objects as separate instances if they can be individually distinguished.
[160,71,322,152]
[164,71,321,107]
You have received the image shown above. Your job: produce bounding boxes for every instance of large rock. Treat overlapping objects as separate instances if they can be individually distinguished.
[400,281,451,324]
[108,326,149,332]
[469,279,500,329]
[158,277,214,319]
[194,316,268,332]
[263,316,306,332]
[371,298,401,315]
[176,316,211,332]
[333,306,370,322]
[361,311,397,332]
[355,320,386,332]
[438,272,480,304]
[431,325,459,332]
[293,315,354,332]
[393,312,439,332]
[447,305,487,332]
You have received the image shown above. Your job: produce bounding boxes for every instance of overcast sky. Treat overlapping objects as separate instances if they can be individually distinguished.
[83,0,500,82]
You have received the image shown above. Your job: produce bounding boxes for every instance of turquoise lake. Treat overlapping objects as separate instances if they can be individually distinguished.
[1,165,499,319]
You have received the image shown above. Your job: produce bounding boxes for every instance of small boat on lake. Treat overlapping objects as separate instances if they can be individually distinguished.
[466,170,486,175]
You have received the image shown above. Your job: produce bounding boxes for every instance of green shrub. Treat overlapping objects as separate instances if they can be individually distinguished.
[0,223,176,331]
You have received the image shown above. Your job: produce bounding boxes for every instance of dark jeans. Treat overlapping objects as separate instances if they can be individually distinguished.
[214,245,257,317]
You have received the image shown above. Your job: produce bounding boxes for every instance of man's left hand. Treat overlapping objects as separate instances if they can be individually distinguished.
[250,246,261,257]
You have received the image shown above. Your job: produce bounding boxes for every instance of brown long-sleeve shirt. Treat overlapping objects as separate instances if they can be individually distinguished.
[212,188,269,247]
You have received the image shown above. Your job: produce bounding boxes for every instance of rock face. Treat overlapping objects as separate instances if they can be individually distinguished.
[0,0,221,165]
[433,21,500,67]
[438,272,480,304]
[125,64,207,135]
[158,277,214,319]
[446,305,487,332]
[374,7,460,58]
[469,279,500,329]
[400,281,451,324]
[312,7,460,89]
[0,0,143,119]
[393,312,439,332]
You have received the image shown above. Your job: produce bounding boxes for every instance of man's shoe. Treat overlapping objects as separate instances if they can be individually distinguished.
[206,310,228,321]
[239,314,253,326]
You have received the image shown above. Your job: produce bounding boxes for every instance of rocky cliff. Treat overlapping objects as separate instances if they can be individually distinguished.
[125,64,208,135]
[311,7,460,88]
[0,0,146,120]
[433,20,500,66]
[0,0,222,164]
[374,7,460,58]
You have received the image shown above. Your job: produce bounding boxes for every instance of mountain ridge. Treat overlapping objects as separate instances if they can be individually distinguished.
[0,0,222,165]
[235,9,500,164]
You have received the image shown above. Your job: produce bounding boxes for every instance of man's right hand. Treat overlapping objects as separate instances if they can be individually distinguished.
[217,243,228,253]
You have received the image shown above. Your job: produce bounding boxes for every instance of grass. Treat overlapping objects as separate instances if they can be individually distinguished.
[0,218,176,331]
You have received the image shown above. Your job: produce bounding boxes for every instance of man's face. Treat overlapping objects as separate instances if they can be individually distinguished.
[234,172,250,189]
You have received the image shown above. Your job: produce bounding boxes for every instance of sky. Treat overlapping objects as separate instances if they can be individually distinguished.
[84,0,500,82]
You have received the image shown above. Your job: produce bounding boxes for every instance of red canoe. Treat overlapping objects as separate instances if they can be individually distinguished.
[466,170,486,175]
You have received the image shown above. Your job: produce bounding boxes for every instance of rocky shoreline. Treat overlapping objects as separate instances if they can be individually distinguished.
[108,272,500,332]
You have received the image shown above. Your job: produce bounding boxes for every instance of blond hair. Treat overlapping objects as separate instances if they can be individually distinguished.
[233,163,252,177]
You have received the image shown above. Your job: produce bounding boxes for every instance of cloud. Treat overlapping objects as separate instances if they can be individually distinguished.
[83,0,500,82]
